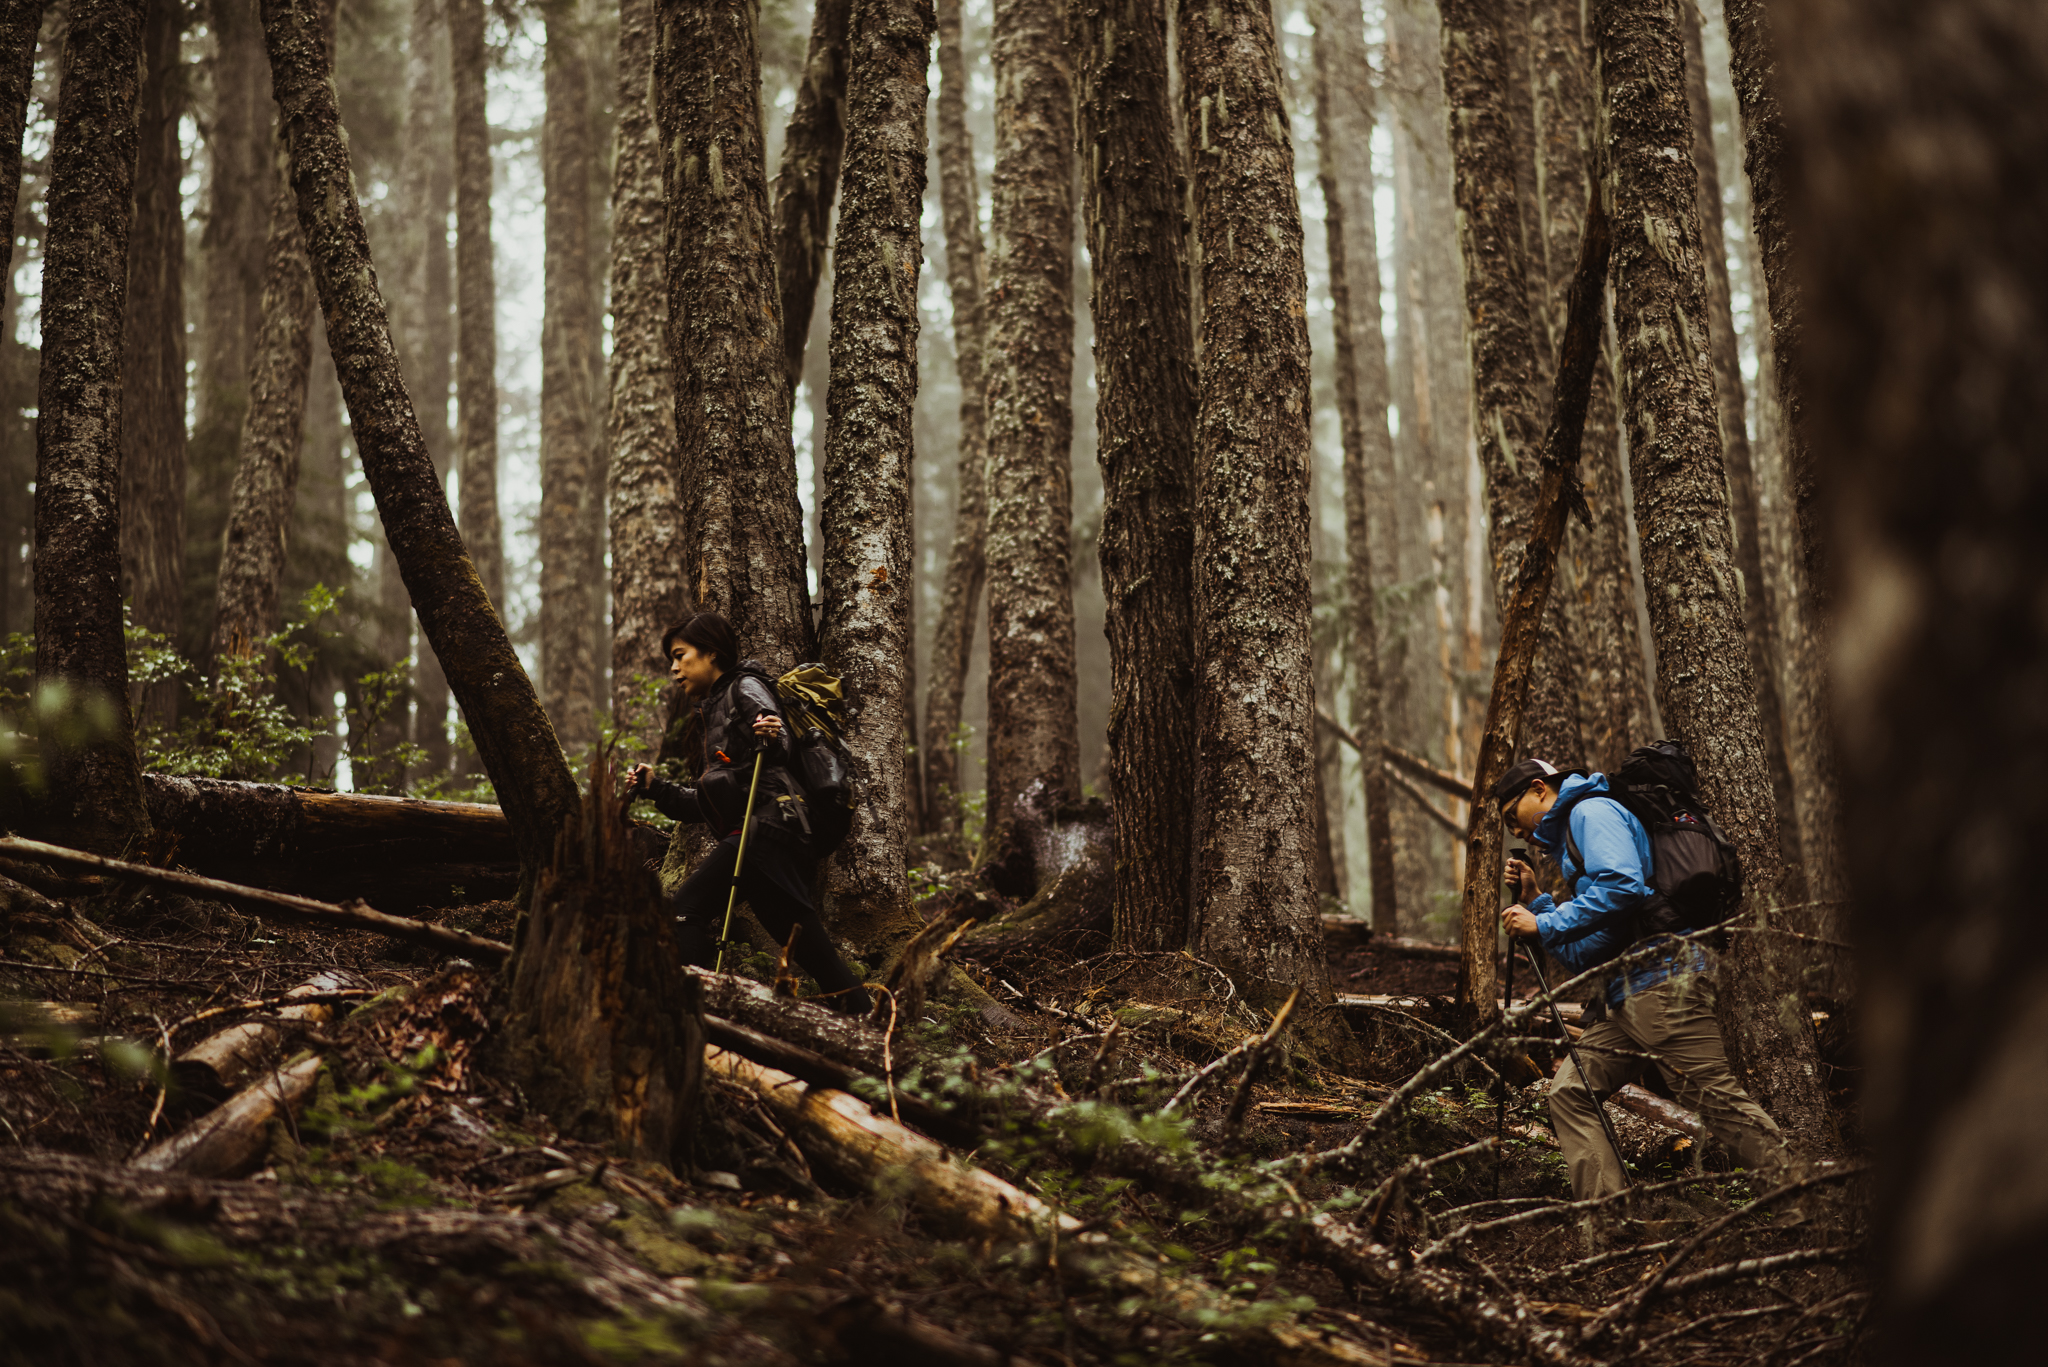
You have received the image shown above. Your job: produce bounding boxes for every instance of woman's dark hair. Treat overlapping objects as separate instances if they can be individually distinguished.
[660,612,739,672]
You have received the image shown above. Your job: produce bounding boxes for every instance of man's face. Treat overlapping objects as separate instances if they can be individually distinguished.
[1501,780,1557,839]
[668,642,722,694]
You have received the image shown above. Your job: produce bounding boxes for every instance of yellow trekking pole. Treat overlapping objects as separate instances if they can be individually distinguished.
[714,749,767,973]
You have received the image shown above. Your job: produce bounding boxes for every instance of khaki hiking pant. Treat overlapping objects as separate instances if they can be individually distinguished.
[1549,972,1789,1201]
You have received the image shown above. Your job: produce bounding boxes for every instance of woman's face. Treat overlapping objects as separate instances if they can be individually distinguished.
[668,641,723,695]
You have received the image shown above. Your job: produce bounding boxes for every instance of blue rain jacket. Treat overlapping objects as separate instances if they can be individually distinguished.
[1523,773,1703,1004]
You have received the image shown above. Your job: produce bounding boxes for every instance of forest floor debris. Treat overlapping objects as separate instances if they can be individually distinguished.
[0,853,1871,1365]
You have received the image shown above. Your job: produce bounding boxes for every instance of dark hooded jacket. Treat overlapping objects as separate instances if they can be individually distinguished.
[644,661,813,847]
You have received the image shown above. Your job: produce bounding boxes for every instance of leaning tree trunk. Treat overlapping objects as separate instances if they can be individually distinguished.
[1077,0,1198,951]
[540,0,603,755]
[1593,0,1833,1156]
[261,0,579,879]
[981,0,1079,875]
[770,0,849,390]
[1679,0,1801,899]
[210,156,315,663]
[1778,0,2048,1354]
[919,0,988,843]
[657,0,814,673]
[1312,0,1399,937]
[449,0,501,616]
[606,0,683,731]
[1723,0,1843,914]
[117,0,184,733]
[815,0,930,956]
[1178,0,1353,1063]
[34,0,151,854]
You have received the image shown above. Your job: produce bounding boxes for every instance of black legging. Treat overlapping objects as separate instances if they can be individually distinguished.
[669,832,871,1015]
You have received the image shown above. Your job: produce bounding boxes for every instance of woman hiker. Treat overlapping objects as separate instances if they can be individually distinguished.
[627,611,872,1016]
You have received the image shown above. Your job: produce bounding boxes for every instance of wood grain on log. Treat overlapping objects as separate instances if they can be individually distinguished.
[134,1053,323,1177]
[173,970,360,1100]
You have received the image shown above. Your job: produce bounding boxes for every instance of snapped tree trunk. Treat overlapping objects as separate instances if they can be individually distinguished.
[1722,0,1843,911]
[919,0,989,843]
[982,0,1079,870]
[117,0,184,729]
[450,0,502,615]
[770,0,849,390]
[1312,0,1399,937]
[261,0,580,879]
[210,154,315,664]
[1178,0,1352,1063]
[605,0,683,734]
[540,0,603,755]
[1529,0,1651,776]
[33,0,152,854]
[1778,0,2048,1353]
[1078,0,1198,951]
[815,0,931,955]
[657,0,814,673]
[1593,0,1833,1156]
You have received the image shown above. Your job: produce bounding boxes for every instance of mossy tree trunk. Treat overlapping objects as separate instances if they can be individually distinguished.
[770,0,849,391]
[260,0,579,879]
[450,0,501,617]
[33,0,152,854]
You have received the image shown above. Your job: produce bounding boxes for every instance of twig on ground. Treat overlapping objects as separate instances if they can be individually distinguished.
[1223,988,1300,1137]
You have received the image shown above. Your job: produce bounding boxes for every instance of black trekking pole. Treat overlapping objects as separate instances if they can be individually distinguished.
[1496,848,1526,1198]
[1520,943,1633,1189]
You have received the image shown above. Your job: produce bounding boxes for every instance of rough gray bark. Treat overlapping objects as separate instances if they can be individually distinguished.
[815,0,931,955]
[1679,0,1801,899]
[0,0,34,317]
[1593,0,1833,1155]
[606,0,683,732]
[540,0,603,754]
[770,0,849,389]
[982,0,1079,856]
[33,0,152,853]
[210,157,316,664]
[194,0,268,514]
[1077,0,1198,950]
[117,0,184,733]
[1529,0,1651,775]
[1777,0,2048,1354]
[449,0,501,615]
[1178,0,1352,1062]
[1722,0,1843,913]
[1311,0,1398,935]
[919,0,988,842]
[657,0,814,674]
[261,0,580,879]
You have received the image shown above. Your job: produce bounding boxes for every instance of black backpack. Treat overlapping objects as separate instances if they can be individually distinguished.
[773,664,857,858]
[1563,740,1744,936]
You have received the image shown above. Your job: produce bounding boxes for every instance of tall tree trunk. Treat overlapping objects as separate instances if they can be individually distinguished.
[657,0,813,675]
[1594,0,1832,1155]
[919,0,988,844]
[0,0,35,317]
[33,0,151,853]
[1077,0,1198,950]
[1779,0,2048,1352]
[1178,0,1352,1062]
[261,0,579,880]
[1529,0,1650,775]
[0,0,37,649]
[1312,0,1398,935]
[1722,0,1843,912]
[1677,0,1801,899]
[540,0,602,754]
[982,0,1078,863]
[449,0,500,617]
[210,156,315,663]
[117,0,184,728]
[815,0,930,955]
[770,0,849,390]
[605,0,682,736]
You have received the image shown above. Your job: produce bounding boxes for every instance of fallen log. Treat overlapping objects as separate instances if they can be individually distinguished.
[1612,1084,1704,1142]
[0,837,513,964]
[1386,766,1466,835]
[1316,710,1474,802]
[141,773,520,910]
[134,1053,324,1177]
[173,971,363,1101]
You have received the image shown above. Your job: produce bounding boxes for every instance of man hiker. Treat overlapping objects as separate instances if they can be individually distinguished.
[1495,757,1794,1200]
[627,611,871,1016]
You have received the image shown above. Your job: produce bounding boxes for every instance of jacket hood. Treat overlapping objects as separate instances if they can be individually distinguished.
[1532,771,1609,854]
